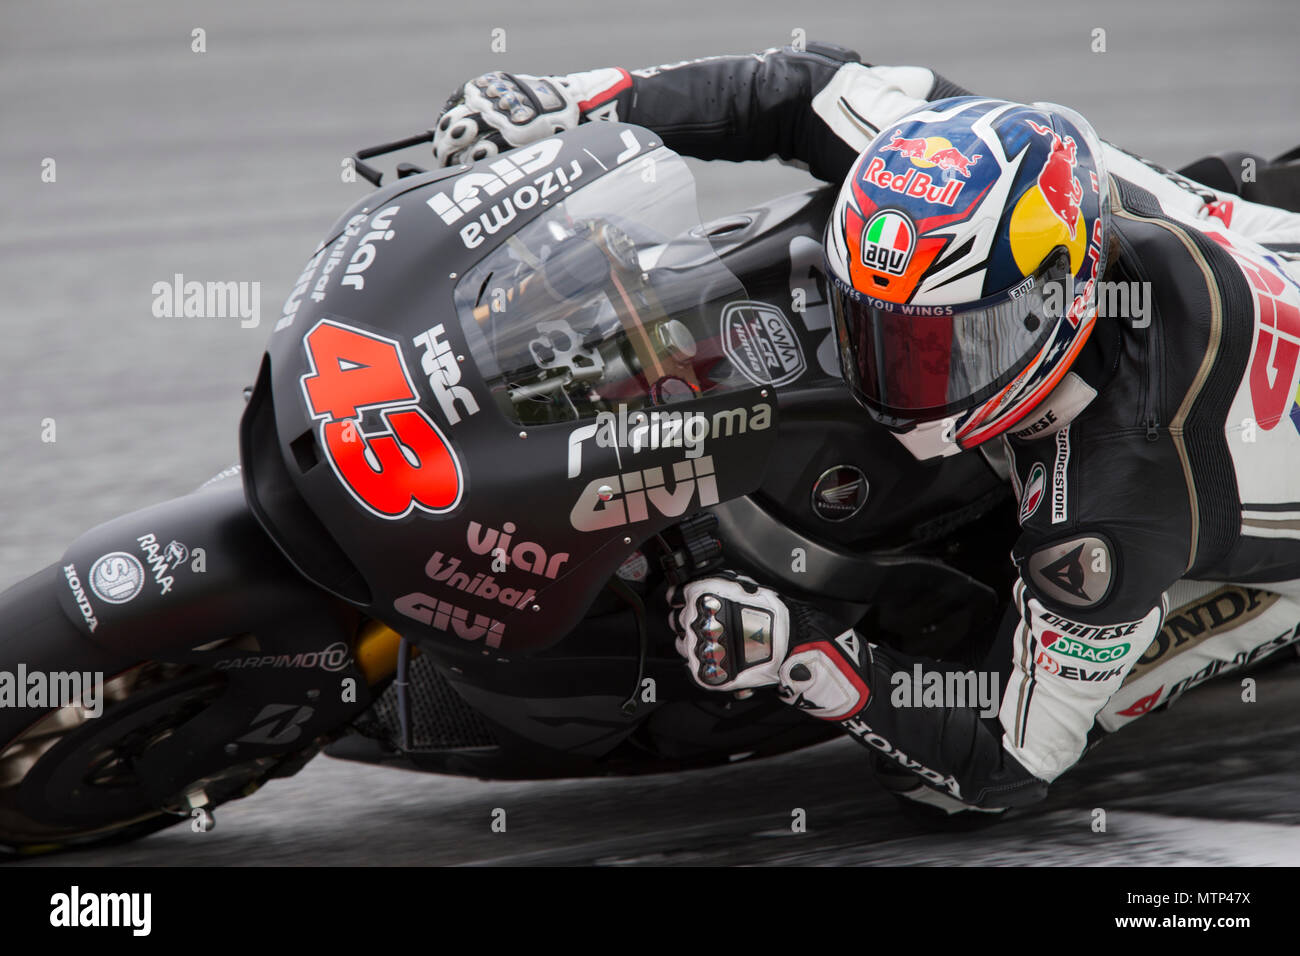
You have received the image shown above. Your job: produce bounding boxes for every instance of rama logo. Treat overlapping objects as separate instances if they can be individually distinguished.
[566,402,772,477]
[425,139,583,249]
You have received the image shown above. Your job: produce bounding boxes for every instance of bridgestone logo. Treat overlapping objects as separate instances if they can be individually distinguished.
[1051,426,1070,524]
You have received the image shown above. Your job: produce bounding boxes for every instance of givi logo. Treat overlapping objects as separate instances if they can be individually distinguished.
[425,139,583,248]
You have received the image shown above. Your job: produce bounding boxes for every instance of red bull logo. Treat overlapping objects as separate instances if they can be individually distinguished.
[1026,120,1084,240]
[869,131,982,208]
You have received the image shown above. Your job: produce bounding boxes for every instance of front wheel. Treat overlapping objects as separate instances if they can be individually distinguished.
[0,565,317,858]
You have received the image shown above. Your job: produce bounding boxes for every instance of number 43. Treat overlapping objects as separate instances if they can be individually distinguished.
[300,319,463,518]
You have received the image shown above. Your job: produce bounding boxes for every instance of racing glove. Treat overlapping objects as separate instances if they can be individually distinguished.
[669,572,1047,808]
[668,572,868,719]
[432,71,583,167]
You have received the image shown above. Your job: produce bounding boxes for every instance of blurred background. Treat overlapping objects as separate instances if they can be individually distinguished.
[4,0,1298,590]
[2,0,1297,864]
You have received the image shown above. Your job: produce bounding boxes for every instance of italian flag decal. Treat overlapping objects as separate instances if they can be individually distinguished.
[861,211,916,276]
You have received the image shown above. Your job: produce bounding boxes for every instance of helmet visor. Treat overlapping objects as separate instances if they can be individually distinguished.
[830,249,1070,426]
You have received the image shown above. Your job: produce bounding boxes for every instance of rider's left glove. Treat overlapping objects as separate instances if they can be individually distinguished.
[432,71,581,167]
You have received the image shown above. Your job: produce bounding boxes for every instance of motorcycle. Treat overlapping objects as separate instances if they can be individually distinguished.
[2,121,1292,856]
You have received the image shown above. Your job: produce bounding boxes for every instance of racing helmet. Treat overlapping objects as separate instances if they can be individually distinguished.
[824,97,1111,459]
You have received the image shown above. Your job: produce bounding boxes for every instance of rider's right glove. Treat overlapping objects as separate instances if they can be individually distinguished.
[432,71,581,167]
[667,572,869,720]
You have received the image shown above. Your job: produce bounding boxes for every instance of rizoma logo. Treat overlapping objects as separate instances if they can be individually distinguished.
[1042,632,1130,663]
[425,139,583,249]
[566,402,772,478]
[570,457,719,532]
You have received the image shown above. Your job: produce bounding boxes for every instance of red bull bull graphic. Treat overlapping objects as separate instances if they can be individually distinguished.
[859,210,916,276]
[1026,120,1084,240]
[881,131,929,159]
[927,146,981,177]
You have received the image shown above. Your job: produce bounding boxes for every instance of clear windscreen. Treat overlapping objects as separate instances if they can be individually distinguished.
[452,148,758,425]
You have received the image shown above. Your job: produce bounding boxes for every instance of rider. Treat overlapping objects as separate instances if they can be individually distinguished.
[429,43,1300,815]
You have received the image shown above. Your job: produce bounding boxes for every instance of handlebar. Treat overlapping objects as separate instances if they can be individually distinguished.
[351,130,436,187]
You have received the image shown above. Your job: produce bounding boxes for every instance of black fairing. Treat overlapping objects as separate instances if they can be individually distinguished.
[242,124,780,660]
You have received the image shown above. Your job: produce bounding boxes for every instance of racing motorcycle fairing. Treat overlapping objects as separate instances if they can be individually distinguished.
[243,123,783,657]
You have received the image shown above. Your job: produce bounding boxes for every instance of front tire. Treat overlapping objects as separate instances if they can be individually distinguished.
[0,565,300,858]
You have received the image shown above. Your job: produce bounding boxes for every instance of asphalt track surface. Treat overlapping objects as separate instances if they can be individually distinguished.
[1,0,1298,866]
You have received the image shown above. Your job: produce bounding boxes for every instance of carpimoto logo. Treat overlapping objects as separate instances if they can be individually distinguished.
[88,552,145,605]
[860,210,916,276]
[214,642,352,672]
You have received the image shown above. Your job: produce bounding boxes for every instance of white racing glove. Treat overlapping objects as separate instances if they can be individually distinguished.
[669,572,875,721]
[432,71,582,167]
[668,572,791,692]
